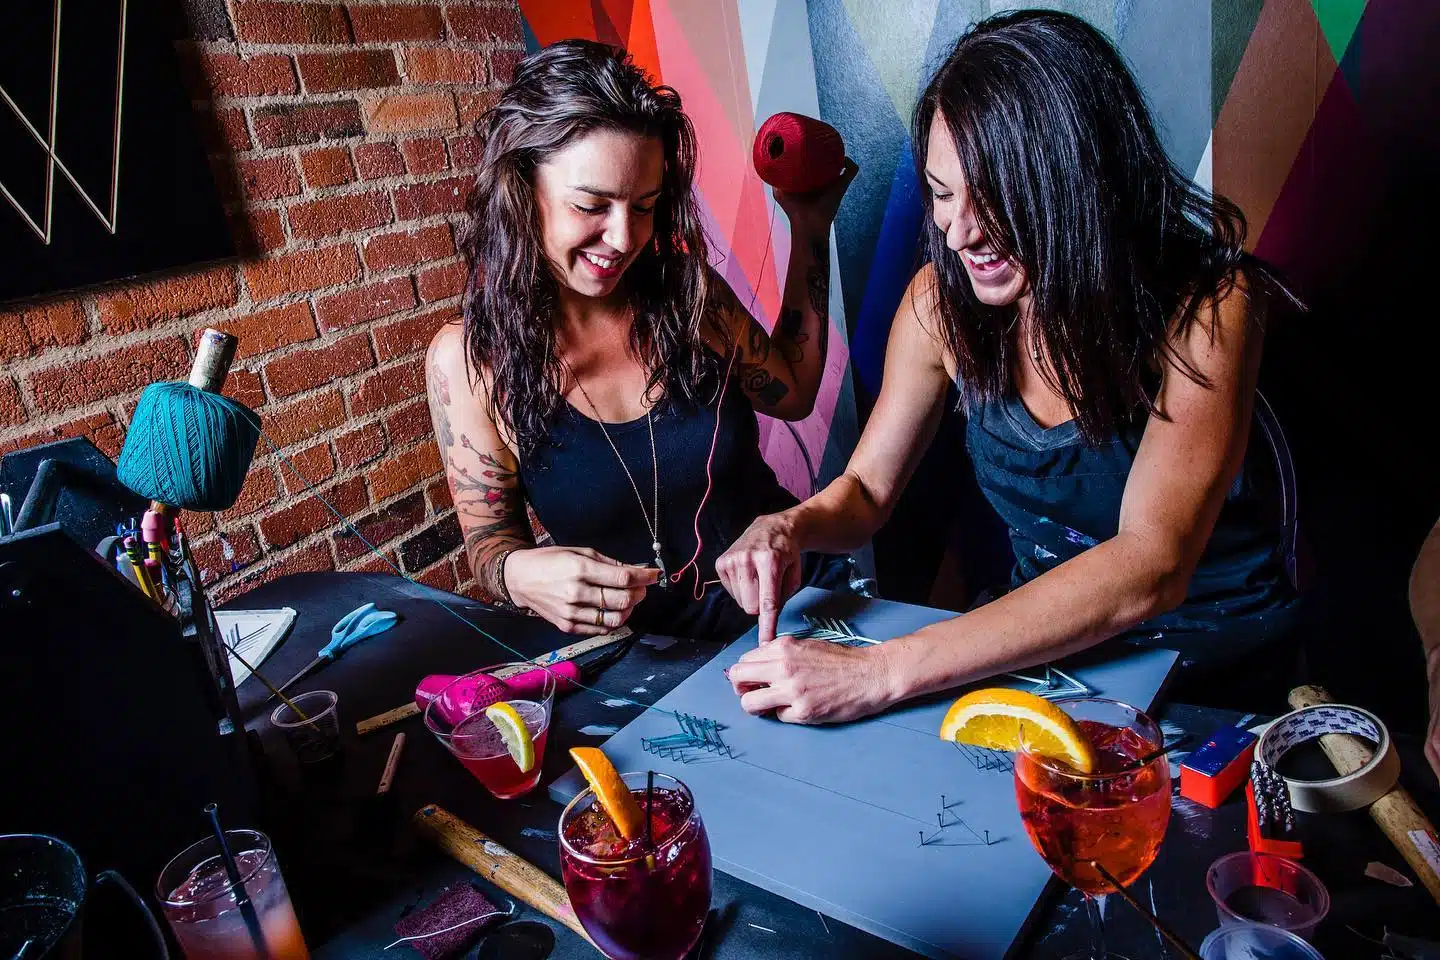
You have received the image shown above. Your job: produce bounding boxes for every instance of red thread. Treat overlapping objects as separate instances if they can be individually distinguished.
[752,112,845,194]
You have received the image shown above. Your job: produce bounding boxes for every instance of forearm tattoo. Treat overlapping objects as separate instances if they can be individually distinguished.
[806,236,831,354]
[428,363,530,605]
[736,314,791,409]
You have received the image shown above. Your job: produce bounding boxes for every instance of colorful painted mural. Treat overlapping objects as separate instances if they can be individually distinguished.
[515,2,1440,721]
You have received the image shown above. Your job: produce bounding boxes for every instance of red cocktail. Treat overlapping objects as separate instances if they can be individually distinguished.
[425,664,555,799]
[1015,698,1170,959]
[559,773,711,960]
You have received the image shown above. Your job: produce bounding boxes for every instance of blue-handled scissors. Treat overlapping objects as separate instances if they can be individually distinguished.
[269,603,399,701]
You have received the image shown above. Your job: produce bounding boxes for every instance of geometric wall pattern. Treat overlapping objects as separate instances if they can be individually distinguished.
[517,0,1432,610]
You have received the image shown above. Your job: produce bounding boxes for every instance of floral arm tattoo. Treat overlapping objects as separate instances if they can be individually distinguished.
[727,230,831,414]
[427,359,532,606]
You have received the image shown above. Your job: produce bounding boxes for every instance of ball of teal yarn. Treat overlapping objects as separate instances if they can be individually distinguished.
[118,382,261,512]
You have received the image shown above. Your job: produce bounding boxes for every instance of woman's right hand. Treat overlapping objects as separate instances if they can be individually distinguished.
[504,546,659,635]
[716,512,805,643]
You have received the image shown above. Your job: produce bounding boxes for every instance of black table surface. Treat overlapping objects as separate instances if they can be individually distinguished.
[224,573,1440,959]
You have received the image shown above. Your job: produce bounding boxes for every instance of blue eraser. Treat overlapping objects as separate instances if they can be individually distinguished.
[1182,725,1258,777]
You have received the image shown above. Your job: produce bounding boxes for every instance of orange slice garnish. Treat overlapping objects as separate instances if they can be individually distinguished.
[569,746,646,841]
[939,688,1095,773]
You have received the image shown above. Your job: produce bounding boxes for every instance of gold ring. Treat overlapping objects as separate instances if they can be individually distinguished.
[595,608,605,627]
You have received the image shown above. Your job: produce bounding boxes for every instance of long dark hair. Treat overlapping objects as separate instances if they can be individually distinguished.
[915,10,1290,441]
[459,40,717,457]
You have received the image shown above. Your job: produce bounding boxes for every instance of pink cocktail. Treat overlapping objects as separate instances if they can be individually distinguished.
[425,663,556,799]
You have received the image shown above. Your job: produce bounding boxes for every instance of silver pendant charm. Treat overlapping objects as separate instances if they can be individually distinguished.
[653,541,667,588]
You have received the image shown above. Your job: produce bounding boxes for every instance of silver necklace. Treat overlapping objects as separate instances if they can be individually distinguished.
[562,359,667,586]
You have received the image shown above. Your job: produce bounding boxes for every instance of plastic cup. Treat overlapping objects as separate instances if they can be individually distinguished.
[1199,921,1325,958]
[270,690,341,763]
[1205,851,1329,942]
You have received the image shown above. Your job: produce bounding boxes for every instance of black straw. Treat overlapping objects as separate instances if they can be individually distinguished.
[646,771,655,848]
[205,803,270,958]
[1089,860,1201,960]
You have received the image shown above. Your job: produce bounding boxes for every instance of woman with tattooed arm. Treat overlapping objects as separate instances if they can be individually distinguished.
[427,40,856,639]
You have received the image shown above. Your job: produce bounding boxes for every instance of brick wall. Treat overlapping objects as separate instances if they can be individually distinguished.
[0,0,526,604]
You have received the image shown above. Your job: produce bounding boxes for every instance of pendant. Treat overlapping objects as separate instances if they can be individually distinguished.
[653,540,668,588]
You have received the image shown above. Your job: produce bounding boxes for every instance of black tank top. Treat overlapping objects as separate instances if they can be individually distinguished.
[519,368,797,638]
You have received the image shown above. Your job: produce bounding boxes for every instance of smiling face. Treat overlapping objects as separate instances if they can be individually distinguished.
[532,127,665,301]
[924,112,1030,310]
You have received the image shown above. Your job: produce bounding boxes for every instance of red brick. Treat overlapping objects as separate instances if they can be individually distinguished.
[382,397,431,444]
[298,51,400,94]
[265,388,345,448]
[444,5,524,43]
[346,550,398,575]
[426,477,452,512]
[0,412,124,459]
[415,559,457,592]
[447,134,483,168]
[218,467,280,522]
[402,48,485,85]
[237,155,302,201]
[97,267,239,334]
[361,92,457,134]
[354,142,405,180]
[212,301,318,360]
[329,475,370,514]
[392,175,470,220]
[253,101,363,149]
[232,2,351,44]
[454,540,474,577]
[232,207,286,255]
[264,333,375,398]
[315,276,416,331]
[335,421,386,468]
[28,338,188,412]
[299,146,355,188]
[244,244,361,303]
[350,359,425,416]
[278,442,335,496]
[489,49,523,86]
[368,440,442,499]
[208,156,242,206]
[198,107,252,153]
[0,378,25,427]
[417,260,467,302]
[198,53,297,97]
[374,306,455,361]
[362,224,454,273]
[333,490,425,561]
[192,528,262,584]
[215,543,335,605]
[348,4,444,42]
[223,368,267,409]
[399,136,447,175]
[0,300,87,362]
[287,190,392,240]
[181,510,215,536]
[456,91,500,128]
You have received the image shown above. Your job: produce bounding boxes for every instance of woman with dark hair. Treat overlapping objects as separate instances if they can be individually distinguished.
[427,40,856,640]
[717,10,1300,721]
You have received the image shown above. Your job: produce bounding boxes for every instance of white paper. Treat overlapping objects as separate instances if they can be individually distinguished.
[216,607,297,686]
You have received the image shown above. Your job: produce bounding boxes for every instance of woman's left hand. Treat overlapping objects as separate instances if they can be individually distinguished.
[724,634,895,724]
[773,158,859,237]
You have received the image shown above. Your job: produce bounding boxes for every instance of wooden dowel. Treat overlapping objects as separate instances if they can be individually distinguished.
[413,804,595,946]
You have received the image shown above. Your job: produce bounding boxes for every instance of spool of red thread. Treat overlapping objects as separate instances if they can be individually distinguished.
[753,112,845,194]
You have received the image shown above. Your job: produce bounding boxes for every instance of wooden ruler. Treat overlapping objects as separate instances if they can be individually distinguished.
[356,628,631,735]
[413,804,596,946]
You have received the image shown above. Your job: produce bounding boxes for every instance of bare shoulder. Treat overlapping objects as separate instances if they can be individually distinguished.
[427,318,467,374]
[1170,266,1261,372]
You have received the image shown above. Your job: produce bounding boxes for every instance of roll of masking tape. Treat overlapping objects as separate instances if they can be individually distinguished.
[1256,703,1401,814]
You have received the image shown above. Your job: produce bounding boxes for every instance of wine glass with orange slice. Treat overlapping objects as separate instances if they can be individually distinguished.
[942,691,1171,960]
[559,747,713,960]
